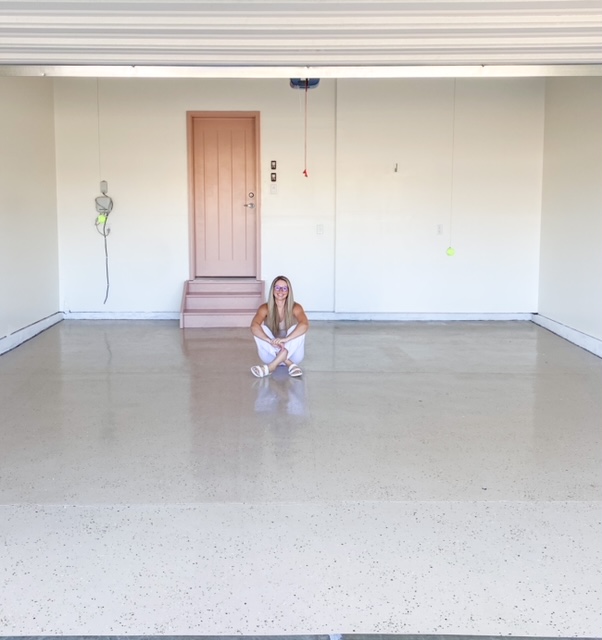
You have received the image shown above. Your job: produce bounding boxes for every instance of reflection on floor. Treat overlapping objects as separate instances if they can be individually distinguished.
[253,367,309,417]
[0,320,600,635]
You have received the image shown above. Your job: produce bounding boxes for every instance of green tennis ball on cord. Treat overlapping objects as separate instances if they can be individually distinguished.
[97,214,107,224]
[446,247,455,256]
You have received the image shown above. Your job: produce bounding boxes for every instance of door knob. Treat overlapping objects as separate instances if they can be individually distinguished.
[244,203,255,208]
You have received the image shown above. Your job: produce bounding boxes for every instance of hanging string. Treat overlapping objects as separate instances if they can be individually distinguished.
[303,79,309,177]
[447,79,457,255]
[96,78,102,181]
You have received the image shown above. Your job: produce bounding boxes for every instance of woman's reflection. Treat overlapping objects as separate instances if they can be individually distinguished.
[252,368,308,417]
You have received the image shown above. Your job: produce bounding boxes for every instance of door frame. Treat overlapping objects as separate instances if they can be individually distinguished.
[186,110,261,280]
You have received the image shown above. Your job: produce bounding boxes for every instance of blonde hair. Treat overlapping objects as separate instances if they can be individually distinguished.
[266,275,296,336]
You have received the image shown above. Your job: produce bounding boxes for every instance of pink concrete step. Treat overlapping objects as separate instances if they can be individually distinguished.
[181,309,255,328]
[187,278,263,295]
[185,291,262,311]
[180,278,264,328]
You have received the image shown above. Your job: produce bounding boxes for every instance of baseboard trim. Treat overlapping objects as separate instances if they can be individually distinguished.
[5,312,599,361]
[62,311,534,322]
[0,312,64,356]
[64,312,180,320]
[531,313,602,358]
[307,312,533,322]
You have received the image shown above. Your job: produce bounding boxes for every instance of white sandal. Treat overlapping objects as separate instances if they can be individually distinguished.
[251,364,271,378]
[288,364,303,377]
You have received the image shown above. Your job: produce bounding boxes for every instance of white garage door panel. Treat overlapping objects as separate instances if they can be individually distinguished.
[0,0,601,68]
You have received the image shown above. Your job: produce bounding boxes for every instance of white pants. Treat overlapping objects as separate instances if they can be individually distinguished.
[254,324,305,365]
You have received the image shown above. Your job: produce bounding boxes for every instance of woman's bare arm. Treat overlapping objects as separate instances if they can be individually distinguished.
[281,303,309,342]
[250,303,271,341]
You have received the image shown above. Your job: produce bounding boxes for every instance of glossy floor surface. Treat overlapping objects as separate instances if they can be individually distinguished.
[0,320,601,635]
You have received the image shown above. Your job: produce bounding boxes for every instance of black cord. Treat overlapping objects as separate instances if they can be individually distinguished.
[102,217,110,304]
[94,215,111,304]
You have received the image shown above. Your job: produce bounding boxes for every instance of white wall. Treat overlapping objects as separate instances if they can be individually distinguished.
[539,78,602,341]
[335,79,544,312]
[0,77,60,350]
[1,75,600,354]
[53,77,545,316]
[54,78,336,313]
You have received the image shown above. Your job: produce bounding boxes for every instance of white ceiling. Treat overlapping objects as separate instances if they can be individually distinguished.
[0,1,601,76]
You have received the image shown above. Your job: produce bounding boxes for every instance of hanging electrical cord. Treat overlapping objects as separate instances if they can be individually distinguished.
[94,214,111,304]
[94,188,113,304]
[102,229,110,304]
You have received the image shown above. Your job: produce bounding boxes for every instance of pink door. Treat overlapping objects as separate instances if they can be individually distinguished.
[190,114,258,277]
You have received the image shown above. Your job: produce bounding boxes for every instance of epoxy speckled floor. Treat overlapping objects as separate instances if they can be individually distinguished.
[0,320,601,635]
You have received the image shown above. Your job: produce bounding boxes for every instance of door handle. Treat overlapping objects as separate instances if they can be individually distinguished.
[244,203,255,208]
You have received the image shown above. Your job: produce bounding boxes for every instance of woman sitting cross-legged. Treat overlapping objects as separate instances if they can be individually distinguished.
[250,275,309,378]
